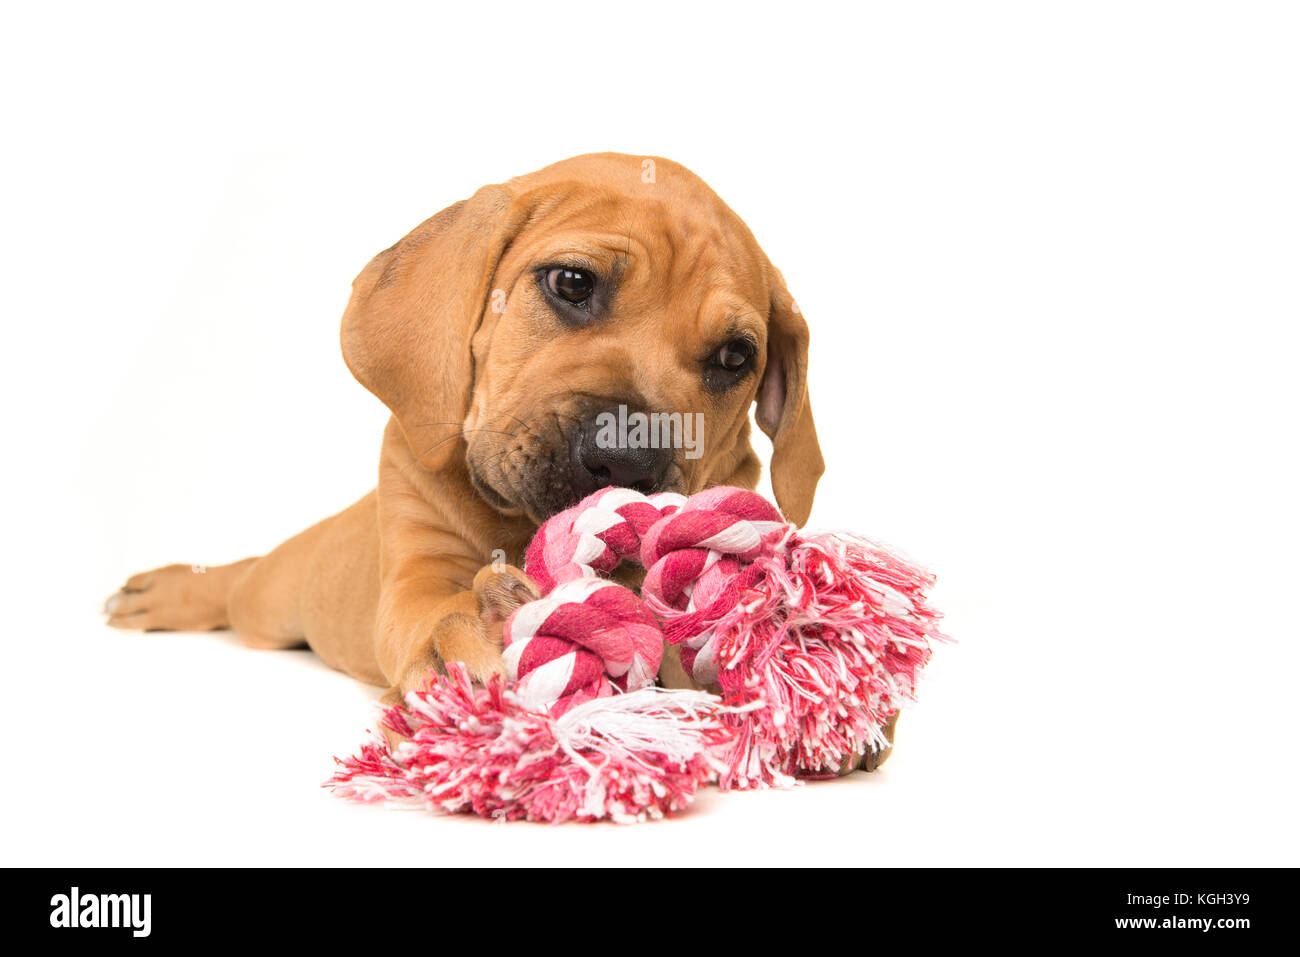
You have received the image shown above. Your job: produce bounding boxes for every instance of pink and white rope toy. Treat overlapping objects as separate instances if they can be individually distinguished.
[330,485,947,823]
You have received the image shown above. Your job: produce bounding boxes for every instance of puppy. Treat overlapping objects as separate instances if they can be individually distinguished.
[105,153,880,754]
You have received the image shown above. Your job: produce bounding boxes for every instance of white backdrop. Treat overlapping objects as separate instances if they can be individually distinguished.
[3,1,1297,865]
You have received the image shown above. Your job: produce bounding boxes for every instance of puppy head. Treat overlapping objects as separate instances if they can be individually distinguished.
[342,153,823,525]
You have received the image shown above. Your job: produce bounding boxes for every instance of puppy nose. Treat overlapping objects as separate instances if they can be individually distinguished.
[575,418,672,494]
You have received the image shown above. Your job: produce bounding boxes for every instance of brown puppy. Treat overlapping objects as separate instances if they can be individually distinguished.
[105,153,830,718]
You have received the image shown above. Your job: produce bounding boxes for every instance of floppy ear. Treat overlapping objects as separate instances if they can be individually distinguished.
[755,274,824,526]
[341,185,533,470]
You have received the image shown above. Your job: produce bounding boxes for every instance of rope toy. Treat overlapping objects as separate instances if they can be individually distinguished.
[329,664,730,823]
[330,485,946,822]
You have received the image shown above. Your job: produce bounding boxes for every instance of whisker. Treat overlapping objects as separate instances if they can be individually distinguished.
[416,426,518,460]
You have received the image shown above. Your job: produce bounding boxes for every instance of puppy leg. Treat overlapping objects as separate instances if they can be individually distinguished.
[222,502,369,654]
[225,551,311,651]
[378,564,539,705]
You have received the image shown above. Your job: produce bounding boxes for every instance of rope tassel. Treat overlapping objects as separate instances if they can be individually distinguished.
[329,664,731,824]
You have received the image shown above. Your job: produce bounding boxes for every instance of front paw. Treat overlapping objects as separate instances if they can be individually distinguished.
[391,564,539,698]
[443,563,539,687]
[838,712,900,774]
[472,563,540,645]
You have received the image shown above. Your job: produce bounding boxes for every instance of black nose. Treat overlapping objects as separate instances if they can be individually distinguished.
[574,416,672,495]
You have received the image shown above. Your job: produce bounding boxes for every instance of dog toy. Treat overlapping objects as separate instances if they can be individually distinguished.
[330,486,946,822]
[329,664,731,823]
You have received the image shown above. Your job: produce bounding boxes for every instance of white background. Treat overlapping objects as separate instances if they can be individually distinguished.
[3,1,1297,866]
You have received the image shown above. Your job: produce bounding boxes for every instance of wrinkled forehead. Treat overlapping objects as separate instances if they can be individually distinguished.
[503,176,771,310]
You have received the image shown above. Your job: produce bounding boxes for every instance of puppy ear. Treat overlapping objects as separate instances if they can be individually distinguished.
[756,274,824,526]
[341,185,532,469]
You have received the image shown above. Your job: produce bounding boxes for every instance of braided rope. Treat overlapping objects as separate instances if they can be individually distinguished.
[505,486,802,712]
[503,489,683,714]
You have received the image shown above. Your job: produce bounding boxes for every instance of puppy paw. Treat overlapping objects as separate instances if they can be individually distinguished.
[390,564,540,700]
[376,685,409,751]
[441,563,538,684]
[838,712,900,774]
[103,563,229,632]
[378,567,540,751]
[472,563,540,643]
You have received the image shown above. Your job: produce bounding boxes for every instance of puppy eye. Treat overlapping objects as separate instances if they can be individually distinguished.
[546,267,595,306]
[715,340,755,371]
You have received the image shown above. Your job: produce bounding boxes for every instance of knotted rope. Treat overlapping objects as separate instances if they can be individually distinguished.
[503,487,788,712]
[503,485,944,784]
